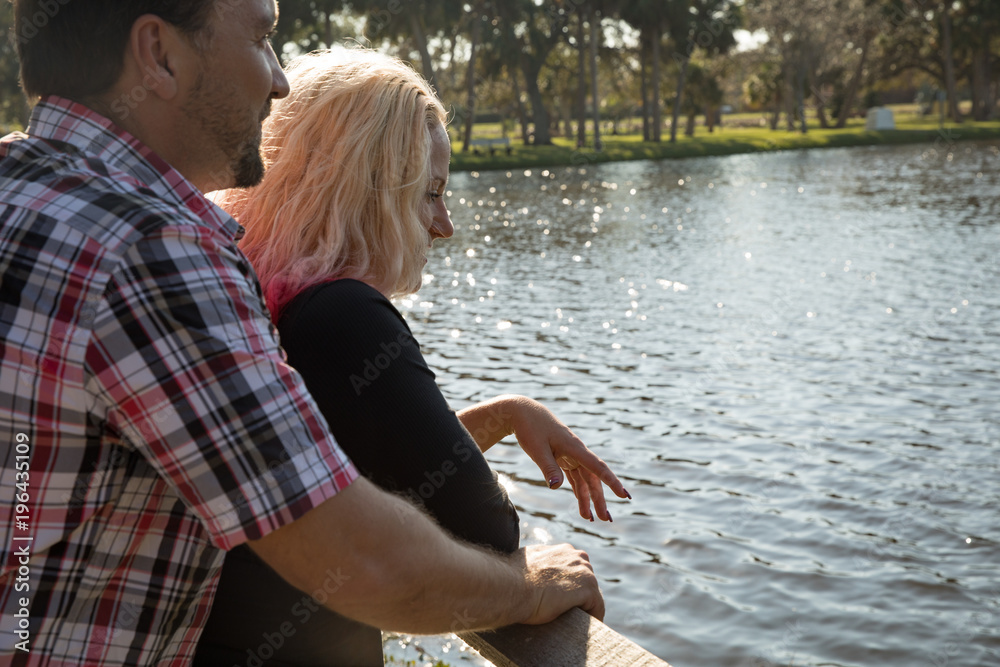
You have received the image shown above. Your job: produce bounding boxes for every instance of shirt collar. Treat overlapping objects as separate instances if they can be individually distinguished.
[25,95,242,240]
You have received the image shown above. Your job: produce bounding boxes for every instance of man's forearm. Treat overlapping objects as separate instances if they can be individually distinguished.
[248,477,542,633]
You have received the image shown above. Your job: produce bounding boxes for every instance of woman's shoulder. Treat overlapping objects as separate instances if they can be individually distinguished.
[296,277,387,306]
[283,278,390,320]
[279,278,412,342]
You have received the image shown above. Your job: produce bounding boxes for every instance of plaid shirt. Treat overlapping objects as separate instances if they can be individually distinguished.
[0,97,358,666]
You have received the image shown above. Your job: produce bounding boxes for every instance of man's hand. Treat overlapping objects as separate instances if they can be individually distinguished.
[249,477,605,633]
[519,543,605,624]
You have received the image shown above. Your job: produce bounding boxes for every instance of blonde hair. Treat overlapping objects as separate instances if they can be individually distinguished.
[218,48,448,315]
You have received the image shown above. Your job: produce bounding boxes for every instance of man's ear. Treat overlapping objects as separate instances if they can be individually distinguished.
[127,14,187,101]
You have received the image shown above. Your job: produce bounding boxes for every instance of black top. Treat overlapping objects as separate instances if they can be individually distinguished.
[195,279,519,667]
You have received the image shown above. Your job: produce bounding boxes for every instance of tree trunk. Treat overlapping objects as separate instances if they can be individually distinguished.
[988,48,998,120]
[509,66,530,144]
[670,55,689,143]
[835,31,871,128]
[940,7,962,123]
[783,58,796,131]
[323,12,334,48]
[409,12,438,94]
[576,14,587,147]
[561,98,574,138]
[651,26,662,142]
[971,45,989,121]
[816,94,830,128]
[462,5,483,153]
[705,106,716,133]
[589,6,602,151]
[639,36,650,141]
[447,34,459,92]
[796,64,807,134]
[685,111,696,137]
[770,105,780,130]
[522,56,552,144]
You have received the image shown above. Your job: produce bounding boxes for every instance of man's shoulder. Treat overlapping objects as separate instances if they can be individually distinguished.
[0,134,205,247]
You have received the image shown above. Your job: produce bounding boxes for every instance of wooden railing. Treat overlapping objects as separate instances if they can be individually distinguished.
[459,608,671,667]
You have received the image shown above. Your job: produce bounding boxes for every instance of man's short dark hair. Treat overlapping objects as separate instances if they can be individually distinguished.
[13,0,217,101]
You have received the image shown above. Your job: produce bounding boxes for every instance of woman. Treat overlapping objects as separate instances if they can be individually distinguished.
[195,49,629,666]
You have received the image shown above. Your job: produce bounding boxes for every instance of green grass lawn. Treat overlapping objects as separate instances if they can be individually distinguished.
[450,109,1000,172]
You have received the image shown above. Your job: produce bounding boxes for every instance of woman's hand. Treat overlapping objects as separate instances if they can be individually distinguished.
[457,395,631,522]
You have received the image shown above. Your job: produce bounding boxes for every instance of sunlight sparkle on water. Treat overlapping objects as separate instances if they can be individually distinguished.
[531,526,552,544]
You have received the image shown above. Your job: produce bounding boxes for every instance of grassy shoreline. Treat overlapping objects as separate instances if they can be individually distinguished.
[449,111,1000,172]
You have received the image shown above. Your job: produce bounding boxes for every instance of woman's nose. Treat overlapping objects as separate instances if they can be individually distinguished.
[430,207,454,239]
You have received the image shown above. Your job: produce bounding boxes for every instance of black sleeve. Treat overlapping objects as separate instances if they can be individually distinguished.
[278,279,519,554]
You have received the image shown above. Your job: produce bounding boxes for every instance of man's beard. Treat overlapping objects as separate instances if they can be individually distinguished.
[230,124,266,188]
[183,70,268,190]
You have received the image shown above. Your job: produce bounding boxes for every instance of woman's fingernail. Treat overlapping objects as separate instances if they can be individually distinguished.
[624,488,633,500]
[608,512,613,523]
[548,477,560,488]
[590,511,595,522]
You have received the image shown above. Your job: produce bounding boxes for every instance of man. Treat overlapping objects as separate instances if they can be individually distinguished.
[0,1,603,665]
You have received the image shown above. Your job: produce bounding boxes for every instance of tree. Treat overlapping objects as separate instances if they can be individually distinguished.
[620,0,673,142]
[492,0,570,145]
[667,0,740,142]
[743,60,785,129]
[344,0,444,93]
[0,3,29,128]
[937,1,962,122]
[272,0,356,57]
[680,62,723,135]
[462,2,488,152]
[831,0,886,127]
[746,0,833,133]
[869,0,996,124]
[956,0,1000,120]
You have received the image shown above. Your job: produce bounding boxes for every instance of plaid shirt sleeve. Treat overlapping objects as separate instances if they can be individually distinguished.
[87,215,357,549]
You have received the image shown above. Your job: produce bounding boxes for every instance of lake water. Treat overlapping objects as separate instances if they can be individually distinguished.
[393,140,1000,667]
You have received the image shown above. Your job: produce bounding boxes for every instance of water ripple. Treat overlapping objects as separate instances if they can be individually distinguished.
[408,140,1000,666]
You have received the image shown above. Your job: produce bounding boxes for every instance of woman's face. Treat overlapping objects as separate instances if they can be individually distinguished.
[422,123,454,244]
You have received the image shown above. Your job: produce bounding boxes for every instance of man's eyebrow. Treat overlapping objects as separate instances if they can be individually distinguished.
[251,7,278,33]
